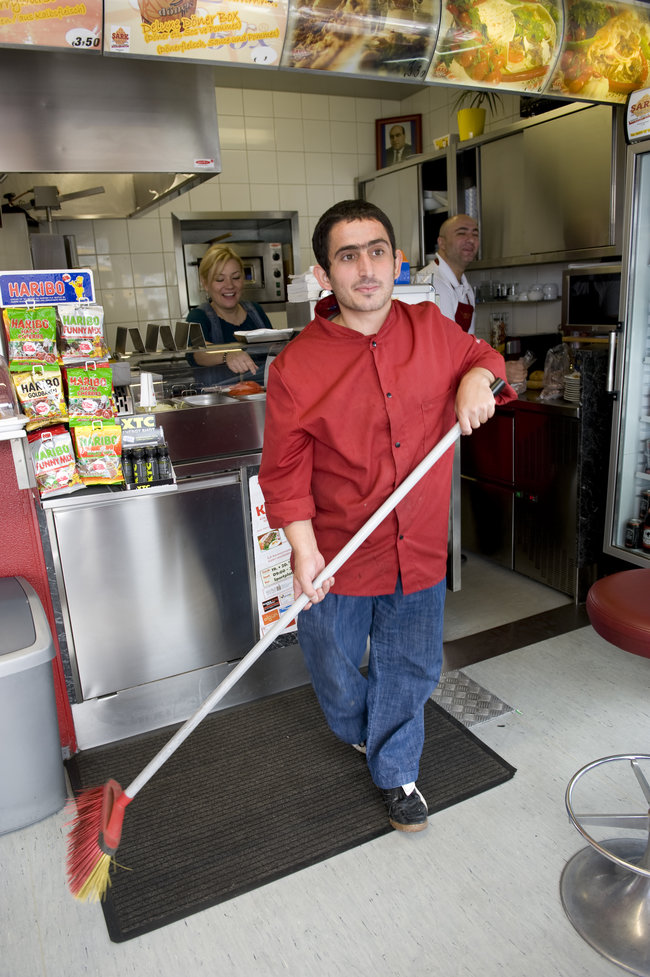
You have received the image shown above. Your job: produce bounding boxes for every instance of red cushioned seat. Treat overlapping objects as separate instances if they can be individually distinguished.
[586,569,650,659]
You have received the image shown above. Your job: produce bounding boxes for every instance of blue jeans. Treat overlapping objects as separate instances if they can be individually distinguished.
[297,576,445,790]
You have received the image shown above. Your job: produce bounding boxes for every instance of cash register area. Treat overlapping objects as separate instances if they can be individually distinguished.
[1,553,648,977]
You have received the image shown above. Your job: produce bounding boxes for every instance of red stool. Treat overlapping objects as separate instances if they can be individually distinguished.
[560,570,650,974]
[586,568,650,659]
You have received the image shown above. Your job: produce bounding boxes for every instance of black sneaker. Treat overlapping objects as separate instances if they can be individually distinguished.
[381,784,428,832]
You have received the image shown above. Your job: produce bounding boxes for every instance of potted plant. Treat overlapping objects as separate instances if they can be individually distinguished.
[453,89,504,141]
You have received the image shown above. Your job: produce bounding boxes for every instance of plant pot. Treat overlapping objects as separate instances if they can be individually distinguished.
[457,107,486,141]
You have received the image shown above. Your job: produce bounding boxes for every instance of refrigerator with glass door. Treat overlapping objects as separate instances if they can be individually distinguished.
[604,133,650,566]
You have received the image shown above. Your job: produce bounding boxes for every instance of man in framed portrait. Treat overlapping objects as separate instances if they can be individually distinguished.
[386,123,413,165]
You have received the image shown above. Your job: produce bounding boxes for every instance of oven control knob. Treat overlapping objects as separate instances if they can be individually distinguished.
[274,269,281,277]
[272,251,281,261]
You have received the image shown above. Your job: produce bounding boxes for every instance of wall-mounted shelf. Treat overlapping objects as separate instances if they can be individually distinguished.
[478,299,561,306]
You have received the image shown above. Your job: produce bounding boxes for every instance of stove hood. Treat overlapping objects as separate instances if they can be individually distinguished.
[0,50,220,220]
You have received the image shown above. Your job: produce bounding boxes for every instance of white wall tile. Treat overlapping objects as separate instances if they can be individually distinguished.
[272,91,302,118]
[102,288,137,323]
[279,184,308,213]
[132,252,167,288]
[274,117,305,153]
[93,219,129,255]
[305,185,335,218]
[167,286,181,321]
[218,117,247,150]
[160,215,175,251]
[135,286,170,321]
[215,86,244,116]
[329,120,358,154]
[220,184,252,209]
[128,219,163,254]
[218,150,250,184]
[187,181,222,211]
[329,96,356,122]
[301,93,329,121]
[304,153,333,184]
[333,184,355,202]
[163,251,178,286]
[245,115,277,151]
[355,97,382,122]
[331,154,360,184]
[96,253,134,290]
[250,184,281,210]
[276,152,306,185]
[302,119,333,154]
[243,89,274,118]
[248,151,278,184]
[356,121,376,158]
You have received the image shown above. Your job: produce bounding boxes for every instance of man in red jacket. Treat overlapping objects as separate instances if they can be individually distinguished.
[259,199,514,832]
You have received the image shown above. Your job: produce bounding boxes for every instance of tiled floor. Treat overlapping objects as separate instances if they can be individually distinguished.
[2,556,648,977]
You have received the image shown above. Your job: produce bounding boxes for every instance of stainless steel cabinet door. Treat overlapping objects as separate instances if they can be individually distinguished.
[52,477,256,699]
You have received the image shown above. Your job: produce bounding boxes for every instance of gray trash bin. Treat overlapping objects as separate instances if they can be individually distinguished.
[0,576,66,834]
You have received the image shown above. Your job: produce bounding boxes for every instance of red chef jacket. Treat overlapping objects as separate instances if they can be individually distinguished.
[259,295,515,596]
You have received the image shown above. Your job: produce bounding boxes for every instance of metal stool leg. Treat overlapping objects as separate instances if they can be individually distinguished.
[560,755,650,976]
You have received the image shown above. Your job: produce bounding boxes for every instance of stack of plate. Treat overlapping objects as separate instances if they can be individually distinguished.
[423,190,448,212]
[564,372,581,403]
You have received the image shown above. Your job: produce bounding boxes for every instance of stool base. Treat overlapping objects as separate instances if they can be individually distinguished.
[560,838,650,976]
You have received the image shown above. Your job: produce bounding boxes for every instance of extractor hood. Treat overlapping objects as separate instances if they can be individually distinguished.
[0,50,220,219]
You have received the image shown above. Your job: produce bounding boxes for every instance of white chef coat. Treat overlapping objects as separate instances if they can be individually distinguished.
[419,253,476,335]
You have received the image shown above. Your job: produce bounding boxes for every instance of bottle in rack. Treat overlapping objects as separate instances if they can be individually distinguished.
[156,443,172,481]
[132,447,147,487]
[643,508,650,552]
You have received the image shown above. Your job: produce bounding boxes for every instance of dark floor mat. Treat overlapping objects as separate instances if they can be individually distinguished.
[66,685,516,943]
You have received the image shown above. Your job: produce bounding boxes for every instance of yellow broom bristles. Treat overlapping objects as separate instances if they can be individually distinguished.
[73,852,113,903]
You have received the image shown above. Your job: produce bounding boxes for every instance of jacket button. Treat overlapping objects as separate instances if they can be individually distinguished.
[386,392,392,398]
[395,442,400,447]
[371,341,377,347]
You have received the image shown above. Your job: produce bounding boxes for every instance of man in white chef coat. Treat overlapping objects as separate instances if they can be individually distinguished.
[421,214,527,384]
[420,213,479,333]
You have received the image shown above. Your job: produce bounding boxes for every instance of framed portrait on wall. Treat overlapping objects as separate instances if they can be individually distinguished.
[375,114,422,170]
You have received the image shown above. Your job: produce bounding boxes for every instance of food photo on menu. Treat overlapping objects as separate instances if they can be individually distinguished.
[427,0,562,93]
[280,0,441,80]
[548,0,650,103]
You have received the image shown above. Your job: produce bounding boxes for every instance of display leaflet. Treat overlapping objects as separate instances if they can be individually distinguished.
[249,474,297,638]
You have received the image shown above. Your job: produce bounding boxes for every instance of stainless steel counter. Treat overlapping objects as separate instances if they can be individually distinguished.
[42,393,309,750]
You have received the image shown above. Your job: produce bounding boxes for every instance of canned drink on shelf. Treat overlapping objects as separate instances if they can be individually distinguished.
[625,518,642,549]
[640,488,650,520]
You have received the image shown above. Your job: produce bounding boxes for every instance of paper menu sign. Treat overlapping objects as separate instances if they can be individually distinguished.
[104,0,288,64]
[249,474,297,638]
[0,0,102,50]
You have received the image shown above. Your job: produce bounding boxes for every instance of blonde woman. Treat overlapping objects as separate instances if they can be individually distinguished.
[186,243,272,385]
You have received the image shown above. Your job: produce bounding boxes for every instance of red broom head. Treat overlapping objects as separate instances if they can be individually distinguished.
[66,779,130,903]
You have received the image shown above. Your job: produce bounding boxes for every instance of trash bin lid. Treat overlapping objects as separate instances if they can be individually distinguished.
[0,577,55,676]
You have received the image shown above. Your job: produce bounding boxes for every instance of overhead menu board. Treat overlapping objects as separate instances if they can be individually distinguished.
[0,0,102,50]
[547,0,650,103]
[280,0,441,81]
[427,0,563,94]
[104,0,288,64]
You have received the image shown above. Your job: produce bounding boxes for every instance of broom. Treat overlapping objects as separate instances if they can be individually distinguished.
[66,379,504,901]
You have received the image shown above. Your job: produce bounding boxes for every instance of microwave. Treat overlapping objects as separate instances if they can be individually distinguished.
[561,263,621,334]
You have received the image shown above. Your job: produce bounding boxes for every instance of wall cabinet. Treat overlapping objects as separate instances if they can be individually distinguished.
[358,104,624,270]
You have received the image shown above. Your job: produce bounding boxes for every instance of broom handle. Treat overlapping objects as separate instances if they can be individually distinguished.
[123,379,504,801]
